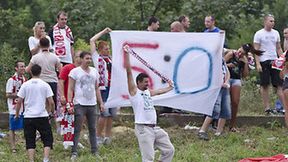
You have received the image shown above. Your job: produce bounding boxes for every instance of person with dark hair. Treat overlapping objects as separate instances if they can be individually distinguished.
[204,15,220,32]
[178,15,190,32]
[26,37,62,133]
[6,60,26,153]
[124,45,175,162]
[15,64,55,162]
[253,14,285,115]
[224,43,263,132]
[68,51,104,160]
[147,16,160,31]
[48,11,74,66]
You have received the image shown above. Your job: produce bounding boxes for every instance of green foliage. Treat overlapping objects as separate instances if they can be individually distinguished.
[0,125,287,161]
[1,0,288,113]
[0,43,28,111]
[74,38,90,52]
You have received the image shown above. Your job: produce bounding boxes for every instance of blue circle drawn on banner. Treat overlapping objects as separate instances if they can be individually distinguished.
[173,47,213,94]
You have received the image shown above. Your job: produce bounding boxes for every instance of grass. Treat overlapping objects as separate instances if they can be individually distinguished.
[0,123,287,162]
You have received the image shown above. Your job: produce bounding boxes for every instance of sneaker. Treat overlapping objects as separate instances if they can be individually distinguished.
[92,151,100,158]
[265,108,277,115]
[96,137,103,146]
[214,132,222,136]
[70,152,77,161]
[103,137,112,145]
[198,131,209,141]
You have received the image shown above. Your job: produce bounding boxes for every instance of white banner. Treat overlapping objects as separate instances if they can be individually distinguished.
[106,31,225,115]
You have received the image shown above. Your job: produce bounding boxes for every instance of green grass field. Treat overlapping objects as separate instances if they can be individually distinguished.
[0,124,287,162]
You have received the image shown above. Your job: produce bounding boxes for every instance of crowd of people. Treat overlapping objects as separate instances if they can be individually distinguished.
[4,10,288,162]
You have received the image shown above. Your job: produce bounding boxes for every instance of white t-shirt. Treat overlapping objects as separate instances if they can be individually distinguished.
[28,35,52,53]
[52,28,73,64]
[129,89,157,124]
[30,51,61,82]
[17,78,53,118]
[69,66,99,105]
[253,28,281,62]
[6,74,25,114]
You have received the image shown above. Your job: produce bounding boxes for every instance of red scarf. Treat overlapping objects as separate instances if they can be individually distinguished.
[98,56,112,87]
[53,24,74,57]
[11,73,26,106]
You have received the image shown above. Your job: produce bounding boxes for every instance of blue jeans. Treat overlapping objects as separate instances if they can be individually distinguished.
[211,87,231,119]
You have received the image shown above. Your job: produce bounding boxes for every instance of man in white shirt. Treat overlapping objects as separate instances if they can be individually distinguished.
[6,60,26,153]
[124,46,175,162]
[15,64,54,162]
[49,11,74,66]
[253,14,284,114]
[67,51,104,159]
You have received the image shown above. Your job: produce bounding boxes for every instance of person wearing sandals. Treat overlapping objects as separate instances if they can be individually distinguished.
[6,60,26,153]
[224,44,263,132]
[198,59,231,140]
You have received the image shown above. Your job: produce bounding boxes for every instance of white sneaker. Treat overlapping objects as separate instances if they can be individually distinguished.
[103,137,112,145]
[70,152,77,161]
[96,137,103,146]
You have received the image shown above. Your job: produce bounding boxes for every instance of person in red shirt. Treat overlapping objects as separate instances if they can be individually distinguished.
[59,51,82,104]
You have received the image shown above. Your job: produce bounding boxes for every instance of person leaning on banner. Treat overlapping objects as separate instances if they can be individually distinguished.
[124,45,175,162]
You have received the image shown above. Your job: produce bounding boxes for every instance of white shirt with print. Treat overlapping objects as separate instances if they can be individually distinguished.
[253,28,281,62]
[130,89,157,124]
[69,66,99,105]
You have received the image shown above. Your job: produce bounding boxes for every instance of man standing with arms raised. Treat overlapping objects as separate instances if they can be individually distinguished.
[49,11,74,66]
[254,14,284,114]
[124,46,175,162]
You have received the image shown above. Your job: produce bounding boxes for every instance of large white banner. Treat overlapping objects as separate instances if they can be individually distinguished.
[106,31,224,115]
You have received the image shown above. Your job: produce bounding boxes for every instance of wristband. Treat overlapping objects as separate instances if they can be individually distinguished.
[66,102,74,111]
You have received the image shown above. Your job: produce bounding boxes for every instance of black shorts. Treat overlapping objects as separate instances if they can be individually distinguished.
[283,78,288,90]
[259,60,283,87]
[47,82,57,110]
[24,117,53,149]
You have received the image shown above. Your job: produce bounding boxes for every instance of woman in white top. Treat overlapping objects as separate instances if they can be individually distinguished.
[28,21,52,56]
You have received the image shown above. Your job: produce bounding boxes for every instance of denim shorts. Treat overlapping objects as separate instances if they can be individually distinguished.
[211,88,231,119]
[9,114,24,131]
[100,88,117,118]
[230,79,242,87]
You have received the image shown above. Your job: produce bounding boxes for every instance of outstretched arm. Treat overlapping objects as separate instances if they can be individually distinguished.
[90,27,112,54]
[123,46,137,96]
[150,80,174,97]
